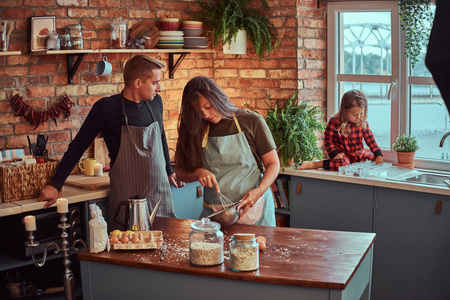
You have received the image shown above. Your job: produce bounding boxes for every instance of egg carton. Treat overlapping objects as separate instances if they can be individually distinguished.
[111,230,163,250]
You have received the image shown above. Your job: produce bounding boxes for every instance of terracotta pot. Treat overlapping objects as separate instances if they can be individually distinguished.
[396,151,415,165]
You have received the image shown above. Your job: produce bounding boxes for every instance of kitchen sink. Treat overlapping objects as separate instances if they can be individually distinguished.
[403,172,450,187]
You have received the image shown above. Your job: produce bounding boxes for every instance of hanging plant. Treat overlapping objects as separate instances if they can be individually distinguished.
[195,0,279,59]
[397,0,434,69]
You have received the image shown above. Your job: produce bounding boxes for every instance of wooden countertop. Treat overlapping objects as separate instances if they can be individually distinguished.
[78,217,376,290]
[282,168,450,196]
[0,183,109,217]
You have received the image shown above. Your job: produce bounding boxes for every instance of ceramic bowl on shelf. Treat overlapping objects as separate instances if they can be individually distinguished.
[183,28,203,37]
[159,18,180,31]
[182,20,203,26]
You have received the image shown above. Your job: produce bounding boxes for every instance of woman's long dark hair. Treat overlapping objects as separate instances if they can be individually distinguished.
[175,76,241,172]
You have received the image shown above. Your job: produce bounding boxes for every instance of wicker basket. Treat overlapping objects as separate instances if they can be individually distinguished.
[0,158,59,202]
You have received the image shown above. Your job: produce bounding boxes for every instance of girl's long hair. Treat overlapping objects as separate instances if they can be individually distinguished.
[175,76,242,172]
[334,90,368,135]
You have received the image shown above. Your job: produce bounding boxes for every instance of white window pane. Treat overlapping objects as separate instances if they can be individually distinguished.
[410,85,450,160]
[340,12,391,76]
[340,82,391,149]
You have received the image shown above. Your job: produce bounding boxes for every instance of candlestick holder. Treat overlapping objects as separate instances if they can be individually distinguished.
[25,212,87,300]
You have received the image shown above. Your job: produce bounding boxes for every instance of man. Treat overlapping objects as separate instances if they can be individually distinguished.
[39,54,184,228]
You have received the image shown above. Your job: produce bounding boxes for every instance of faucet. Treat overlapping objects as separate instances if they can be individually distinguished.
[440,131,450,147]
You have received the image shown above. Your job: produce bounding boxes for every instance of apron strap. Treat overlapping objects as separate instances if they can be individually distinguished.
[233,115,242,133]
[202,125,210,148]
[120,92,129,133]
[143,100,157,123]
[202,114,241,148]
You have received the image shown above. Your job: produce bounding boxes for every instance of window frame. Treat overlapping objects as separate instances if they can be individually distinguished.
[327,1,449,171]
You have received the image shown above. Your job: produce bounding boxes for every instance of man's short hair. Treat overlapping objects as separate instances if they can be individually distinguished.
[123,55,166,86]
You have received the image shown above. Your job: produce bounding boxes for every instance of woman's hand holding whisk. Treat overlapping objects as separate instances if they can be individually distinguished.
[237,187,264,219]
[198,168,220,193]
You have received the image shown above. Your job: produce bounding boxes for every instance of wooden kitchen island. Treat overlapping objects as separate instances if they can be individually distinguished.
[78,217,375,300]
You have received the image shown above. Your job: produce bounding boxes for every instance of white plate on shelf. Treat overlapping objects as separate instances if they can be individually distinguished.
[159,37,184,41]
[159,31,184,37]
[156,44,184,49]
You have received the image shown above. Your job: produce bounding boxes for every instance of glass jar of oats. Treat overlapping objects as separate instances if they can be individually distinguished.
[229,233,259,272]
[189,218,223,266]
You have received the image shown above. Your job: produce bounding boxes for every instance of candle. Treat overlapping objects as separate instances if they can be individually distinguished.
[94,163,103,176]
[24,215,36,231]
[57,198,69,213]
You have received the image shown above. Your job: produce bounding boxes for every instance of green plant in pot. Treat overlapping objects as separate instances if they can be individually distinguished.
[392,134,419,168]
[195,0,279,59]
[397,0,434,69]
[247,92,326,170]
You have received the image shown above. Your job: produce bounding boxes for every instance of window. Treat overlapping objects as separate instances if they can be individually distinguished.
[327,1,449,171]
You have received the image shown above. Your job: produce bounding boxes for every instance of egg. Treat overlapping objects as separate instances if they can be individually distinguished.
[109,236,119,244]
[131,236,140,243]
[256,236,266,251]
[120,234,130,244]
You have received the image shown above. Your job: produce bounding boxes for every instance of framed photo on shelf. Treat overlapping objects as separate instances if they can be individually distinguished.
[30,16,55,52]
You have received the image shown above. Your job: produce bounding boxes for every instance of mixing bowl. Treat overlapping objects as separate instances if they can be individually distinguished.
[208,203,239,228]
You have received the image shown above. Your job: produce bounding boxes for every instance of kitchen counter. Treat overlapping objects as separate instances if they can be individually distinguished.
[78,217,375,300]
[282,167,450,196]
[0,183,109,217]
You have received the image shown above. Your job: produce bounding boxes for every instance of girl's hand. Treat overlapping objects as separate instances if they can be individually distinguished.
[198,168,220,193]
[237,188,263,220]
[375,155,384,164]
[334,153,345,160]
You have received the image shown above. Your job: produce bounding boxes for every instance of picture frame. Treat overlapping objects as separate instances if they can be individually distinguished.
[30,16,55,52]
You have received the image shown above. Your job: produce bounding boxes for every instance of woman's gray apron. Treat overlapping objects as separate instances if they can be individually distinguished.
[109,95,175,230]
[201,116,275,226]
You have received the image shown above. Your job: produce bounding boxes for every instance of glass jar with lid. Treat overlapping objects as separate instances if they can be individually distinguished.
[189,218,223,266]
[67,24,84,50]
[229,233,259,272]
[60,31,72,50]
[111,18,127,49]
[46,30,60,50]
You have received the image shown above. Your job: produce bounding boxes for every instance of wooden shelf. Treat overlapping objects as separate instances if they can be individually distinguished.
[34,48,215,83]
[0,51,22,56]
[43,48,214,55]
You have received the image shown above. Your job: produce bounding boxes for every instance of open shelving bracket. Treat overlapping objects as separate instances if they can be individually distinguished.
[67,53,88,84]
[168,52,190,79]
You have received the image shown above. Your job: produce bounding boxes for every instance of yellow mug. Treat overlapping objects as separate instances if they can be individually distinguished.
[78,158,97,176]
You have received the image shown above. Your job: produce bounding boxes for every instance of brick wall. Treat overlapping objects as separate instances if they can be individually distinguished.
[0,0,327,159]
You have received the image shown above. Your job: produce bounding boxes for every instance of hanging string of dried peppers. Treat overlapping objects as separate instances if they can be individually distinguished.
[10,93,75,129]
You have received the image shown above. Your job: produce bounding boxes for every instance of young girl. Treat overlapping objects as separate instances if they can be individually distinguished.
[300,90,383,171]
[174,76,279,226]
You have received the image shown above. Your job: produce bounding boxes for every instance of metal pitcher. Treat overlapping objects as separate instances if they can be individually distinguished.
[113,196,162,231]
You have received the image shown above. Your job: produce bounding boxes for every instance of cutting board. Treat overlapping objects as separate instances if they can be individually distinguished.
[65,173,110,190]
[94,138,110,167]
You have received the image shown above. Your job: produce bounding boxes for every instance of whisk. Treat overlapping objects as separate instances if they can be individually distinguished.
[217,192,235,210]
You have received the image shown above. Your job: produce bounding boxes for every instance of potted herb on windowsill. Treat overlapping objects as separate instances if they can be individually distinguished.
[392,134,420,169]
[247,92,326,170]
[195,0,279,59]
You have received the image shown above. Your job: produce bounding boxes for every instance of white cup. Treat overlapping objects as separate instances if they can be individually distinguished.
[96,56,112,76]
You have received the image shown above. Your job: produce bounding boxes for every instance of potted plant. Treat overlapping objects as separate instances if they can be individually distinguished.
[392,134,420,168]
[195,0,279,59]
[397,0,434,68]
[247,92,326,169]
